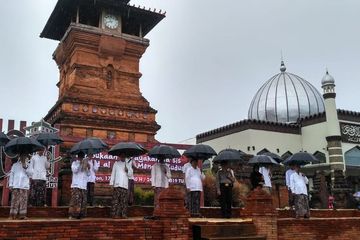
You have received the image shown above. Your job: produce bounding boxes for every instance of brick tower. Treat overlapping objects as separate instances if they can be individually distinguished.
[41,0,165,205]
[42,0,164,149]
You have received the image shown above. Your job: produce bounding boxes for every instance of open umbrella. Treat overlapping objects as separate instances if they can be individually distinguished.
[109,142,147,157]
[35,132,64,147]
[4,137,44,155]
[283,152,319,166]
[248,155,279,165]
[261,152,282,163]
[183,144,217,160]
[148,145,181,159]
[213,148,244,163]
[70,138,108,155]
[88,137,108,148]
[0,132,10,146]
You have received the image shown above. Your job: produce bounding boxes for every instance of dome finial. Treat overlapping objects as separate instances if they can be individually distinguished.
[280,50,286,72]
[280,61,286,72]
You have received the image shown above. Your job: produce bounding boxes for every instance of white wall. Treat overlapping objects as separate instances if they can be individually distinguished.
[201,129,301,156]
[301,122,328,162]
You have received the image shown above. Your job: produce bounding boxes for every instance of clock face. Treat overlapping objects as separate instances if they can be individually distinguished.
[104,14,119,29]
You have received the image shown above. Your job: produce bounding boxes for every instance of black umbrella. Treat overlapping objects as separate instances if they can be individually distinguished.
[213,148,244,163]
[4,137,44,155]
[248,155,279,165]
[35,132,64,147]
[70,138,108,155]
[261,152,282,163]
[183,144,217,160]
[148,145,181,159]
[0,132,10,146]
[87,137,108,148]
[283,152,319,166]
[109,142,147,157]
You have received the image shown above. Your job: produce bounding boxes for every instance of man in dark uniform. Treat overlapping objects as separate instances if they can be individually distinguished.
[216,161,236,218]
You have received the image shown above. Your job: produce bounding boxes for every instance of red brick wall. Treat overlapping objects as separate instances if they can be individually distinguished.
[278,218,360,240]
[0,206,154,218]
[0,219,165,240]
[278,209,360,218]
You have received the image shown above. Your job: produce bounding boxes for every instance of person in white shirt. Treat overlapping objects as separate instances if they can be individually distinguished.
[151,158,171,208]
[9,153,33,220]
[86,155,100,206]
[182,159,192,207]
[126,158,136,206]
[290,165,310,218]
[185,158,205,217]
[109,153,133,218]
[68,152,90,219]
[285,164,296,207]
[259,165,272,194]
[29,150,50,207]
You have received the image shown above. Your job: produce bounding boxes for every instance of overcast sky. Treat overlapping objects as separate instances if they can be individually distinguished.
[1,0,360,143]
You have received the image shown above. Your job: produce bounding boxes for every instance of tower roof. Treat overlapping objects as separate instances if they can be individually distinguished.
[321,70,335,86]
[248,61,325,123]
[41,0,165,41]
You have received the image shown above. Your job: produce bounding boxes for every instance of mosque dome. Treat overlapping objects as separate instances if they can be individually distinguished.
[248,61,325,123]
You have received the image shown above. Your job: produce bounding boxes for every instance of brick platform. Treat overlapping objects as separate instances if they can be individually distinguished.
[1,188,360,239]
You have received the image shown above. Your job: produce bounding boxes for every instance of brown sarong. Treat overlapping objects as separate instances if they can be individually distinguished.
[10,189,29,218]
[294,194,310,218]
[69,188,87,218]
[29,179,47,207]
[111,187,128,218]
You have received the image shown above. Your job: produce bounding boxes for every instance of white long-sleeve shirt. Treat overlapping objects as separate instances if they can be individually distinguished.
[285,169,296,189]
[185,167,205,192]
[259,166,272,188]
[126,158,136,180]
[109,160,132,189]
[30,153,50,181]
[182,162,191,174]
[87,159,100,183]
[151,163,171,188]
[71,160,90,190]
[290,172,309,195]
[9,161,33,190]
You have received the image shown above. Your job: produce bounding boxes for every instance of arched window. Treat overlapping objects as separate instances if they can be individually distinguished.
[313,151,326,164]
[345,146,360,167]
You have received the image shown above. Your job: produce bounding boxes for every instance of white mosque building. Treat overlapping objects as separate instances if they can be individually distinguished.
[197,61,360,181]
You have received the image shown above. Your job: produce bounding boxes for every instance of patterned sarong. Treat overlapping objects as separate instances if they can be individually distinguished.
[29,179,47,206]
[69,188,87,218]
[188,191,201,217]
[10,189,29,218]
[111,187,128,218]
[294,194,310,218]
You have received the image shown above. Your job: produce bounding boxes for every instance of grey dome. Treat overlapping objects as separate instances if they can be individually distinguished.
[248,62,325,123]
[321,70,335,86]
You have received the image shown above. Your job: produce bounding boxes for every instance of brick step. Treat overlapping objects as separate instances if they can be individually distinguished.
[202,236,266,240]
[193,224,257,238]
